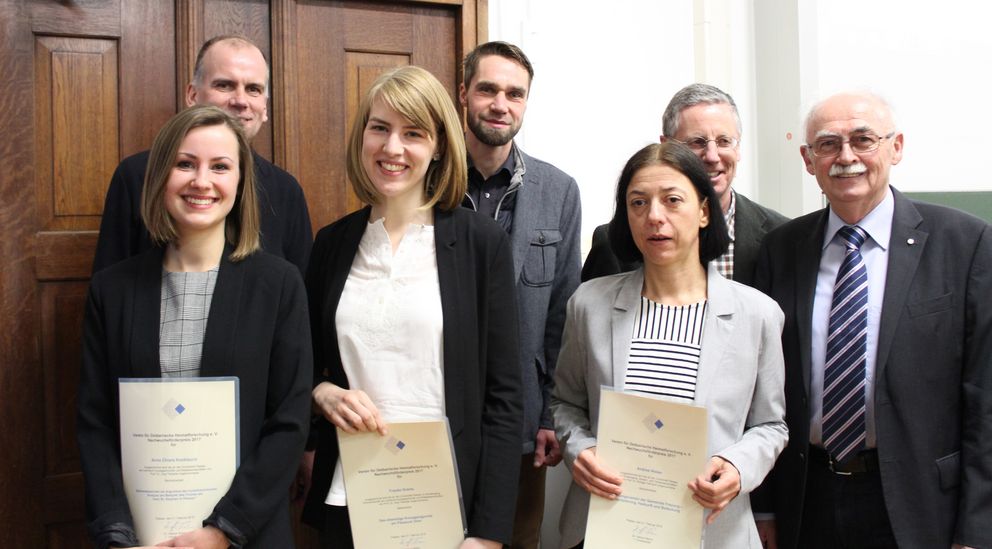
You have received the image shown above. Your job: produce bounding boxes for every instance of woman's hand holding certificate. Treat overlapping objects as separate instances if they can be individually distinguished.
[313,381,388,435]
[571,447,623,500]
[687,456,741,524]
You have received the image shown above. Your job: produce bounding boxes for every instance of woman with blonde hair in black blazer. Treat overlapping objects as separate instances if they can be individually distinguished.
[301,65,522,549]
[77,105,312,549]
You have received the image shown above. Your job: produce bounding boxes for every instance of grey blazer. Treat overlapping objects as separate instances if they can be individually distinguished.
[507,148,582,450]
[552,264,788,549]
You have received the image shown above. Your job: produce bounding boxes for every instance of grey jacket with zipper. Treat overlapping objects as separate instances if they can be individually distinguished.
[464,144,582,452]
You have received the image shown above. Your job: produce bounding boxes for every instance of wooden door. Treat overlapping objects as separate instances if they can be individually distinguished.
[0,0,484,546]
[0,2,177,547]
[274,0,477,225]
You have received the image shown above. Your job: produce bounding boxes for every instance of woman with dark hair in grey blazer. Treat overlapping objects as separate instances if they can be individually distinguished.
[552,142,788,548]
[301,66,522,549]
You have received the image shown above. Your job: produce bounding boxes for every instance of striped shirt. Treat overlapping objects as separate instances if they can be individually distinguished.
[623,296,707,403]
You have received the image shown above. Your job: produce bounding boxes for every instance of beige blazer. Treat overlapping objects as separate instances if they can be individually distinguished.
[551,264,788,549]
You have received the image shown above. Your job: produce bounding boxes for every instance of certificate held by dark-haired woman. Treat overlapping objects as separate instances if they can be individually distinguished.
[585,388,707,548]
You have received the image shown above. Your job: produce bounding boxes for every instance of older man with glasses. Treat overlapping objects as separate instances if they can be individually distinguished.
[582,83,788,285]
[752,91,991,549]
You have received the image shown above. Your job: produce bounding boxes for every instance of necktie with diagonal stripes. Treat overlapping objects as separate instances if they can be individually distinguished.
[822,225,869,464]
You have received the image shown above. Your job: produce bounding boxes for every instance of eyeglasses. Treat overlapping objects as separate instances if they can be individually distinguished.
[673,136,739,153]
[806,132,895,158]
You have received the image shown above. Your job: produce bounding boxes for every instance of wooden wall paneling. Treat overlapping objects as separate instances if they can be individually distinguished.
[29,0,121,37]
[121,0,177,158]
[410,7,457,90]
[293,0,346,229]
[176,0,205,113]
[34,36,118,232]
[290,0,461,230]
[457,0,485,81]
[0,5,44,544]
[41,282,89,527]
[271,0,299,181]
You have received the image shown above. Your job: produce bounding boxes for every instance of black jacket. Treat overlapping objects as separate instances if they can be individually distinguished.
[77,247,312,548]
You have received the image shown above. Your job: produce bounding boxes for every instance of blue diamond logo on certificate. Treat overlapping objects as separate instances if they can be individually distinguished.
[162,398,186,419]
[642,413,664,433]
[385,436,406,454]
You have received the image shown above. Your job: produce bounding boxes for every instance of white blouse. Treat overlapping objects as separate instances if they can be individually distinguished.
[325,218,445,505]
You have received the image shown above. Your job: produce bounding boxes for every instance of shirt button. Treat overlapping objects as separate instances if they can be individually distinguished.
[484,192,491,199]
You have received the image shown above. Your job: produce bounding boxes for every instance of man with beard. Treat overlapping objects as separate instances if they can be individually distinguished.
[93,35,312,275]
[459,41,582,549]
[581,84,787,285]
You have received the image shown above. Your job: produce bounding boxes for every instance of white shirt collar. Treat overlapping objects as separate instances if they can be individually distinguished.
[823,186,894,251]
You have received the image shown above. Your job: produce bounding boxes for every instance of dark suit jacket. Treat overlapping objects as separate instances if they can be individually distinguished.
[581,191,788,285]
[301,206,523,544]
[754,188,992,549]
[92,150,313,275]
[77,247,313,548]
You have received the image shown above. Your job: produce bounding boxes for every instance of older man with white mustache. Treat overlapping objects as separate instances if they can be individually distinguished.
[751,91,991,549]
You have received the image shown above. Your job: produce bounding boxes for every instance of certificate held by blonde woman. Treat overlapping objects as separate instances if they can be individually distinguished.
[338,419,465,548]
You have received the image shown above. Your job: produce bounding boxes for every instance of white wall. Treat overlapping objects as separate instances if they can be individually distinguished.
[489,0,697,254]
[801,0,992,194]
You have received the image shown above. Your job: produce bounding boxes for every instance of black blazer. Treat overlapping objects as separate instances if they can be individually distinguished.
[77,247,313,548]
[301,206,523,544]
[753,188,992,549]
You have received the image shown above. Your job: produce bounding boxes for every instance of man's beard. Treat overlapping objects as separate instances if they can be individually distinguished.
[467,115,518,147]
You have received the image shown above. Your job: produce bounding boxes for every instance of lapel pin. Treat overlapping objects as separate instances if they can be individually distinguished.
[907,238,915,245]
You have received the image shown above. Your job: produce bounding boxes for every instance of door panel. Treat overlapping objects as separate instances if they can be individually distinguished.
[1,2,177,546]
[280,0,460,228]
[34,36,119,230]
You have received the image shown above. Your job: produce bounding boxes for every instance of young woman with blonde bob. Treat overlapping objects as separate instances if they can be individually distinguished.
[301,66,522,549]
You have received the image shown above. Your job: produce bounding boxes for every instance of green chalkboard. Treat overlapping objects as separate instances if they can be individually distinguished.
[905,191,992,223]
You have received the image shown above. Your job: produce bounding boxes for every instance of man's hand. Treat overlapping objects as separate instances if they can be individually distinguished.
[756,519,777,549]
[155,525,227,548]
[687,456,741,524]
[312,381,387,435]
[533,428,562,467]
[571,447,623,499]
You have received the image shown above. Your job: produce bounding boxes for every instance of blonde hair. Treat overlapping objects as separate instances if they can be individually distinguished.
[141,105,260,261]
[346,66,467,211]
